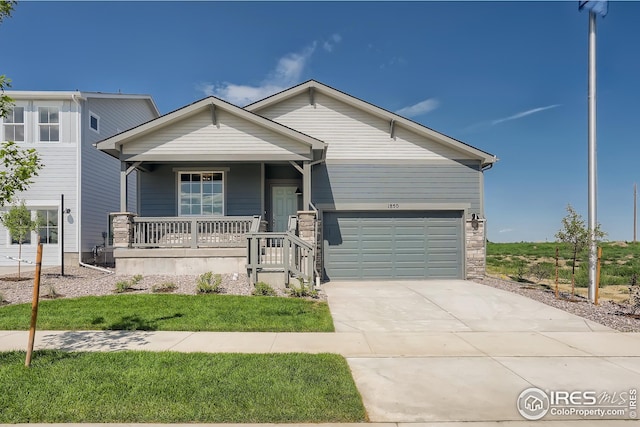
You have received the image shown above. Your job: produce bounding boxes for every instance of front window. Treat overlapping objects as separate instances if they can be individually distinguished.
[38,106,59,142]
[36,209,58,244]
[179,172,223,216]
[3,107,24,142]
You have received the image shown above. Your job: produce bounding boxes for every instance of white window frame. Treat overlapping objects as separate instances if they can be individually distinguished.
[37,104,61,143]
[35,208,59,245]
[89,111,100,133]
[177,171,225,216]
[2,202,60,247]
[2,105,26,142]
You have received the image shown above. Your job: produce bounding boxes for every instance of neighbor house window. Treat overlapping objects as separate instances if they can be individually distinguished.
[3,106,25,142]
[38,106,59,142]
[36,209,58,244]
[89,112,99,133]
[179,172,223,216]
[10,227,31,245]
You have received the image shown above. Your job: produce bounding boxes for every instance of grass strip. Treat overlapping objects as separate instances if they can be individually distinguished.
[0,294,334,332]
[0,351,366,423]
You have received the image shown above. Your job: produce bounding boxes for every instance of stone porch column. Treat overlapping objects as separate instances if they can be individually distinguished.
[465,216,486,279]
[112,212,137,248]
[297,211,322,279]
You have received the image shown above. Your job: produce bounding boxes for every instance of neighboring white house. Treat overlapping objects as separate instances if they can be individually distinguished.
[0,91,159,267]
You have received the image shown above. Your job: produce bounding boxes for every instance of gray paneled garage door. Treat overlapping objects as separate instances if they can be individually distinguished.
[323,211,463,280]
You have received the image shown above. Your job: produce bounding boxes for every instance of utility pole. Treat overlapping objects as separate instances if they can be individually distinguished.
[634,183,637,243]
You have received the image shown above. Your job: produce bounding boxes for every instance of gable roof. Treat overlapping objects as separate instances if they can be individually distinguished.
[96,94,326,159]
[246,80,497,166]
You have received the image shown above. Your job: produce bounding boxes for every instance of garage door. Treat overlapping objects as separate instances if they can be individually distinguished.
[323,211,463,280]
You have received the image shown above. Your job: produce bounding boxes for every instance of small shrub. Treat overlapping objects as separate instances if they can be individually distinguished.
[253,282,276,296]
[514,260,528,282]
[196,272,222,294]
[288,278,318,298]
[529,262,553,283]
[43,284,61,299]
[114,280,132,293]
[152,282,177,293]
[114,274,144,293]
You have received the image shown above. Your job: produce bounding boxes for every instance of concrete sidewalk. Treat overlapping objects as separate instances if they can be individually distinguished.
[2,329,640,357]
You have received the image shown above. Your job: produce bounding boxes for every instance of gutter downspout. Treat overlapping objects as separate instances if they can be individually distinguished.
[79,261,114,274]
[71,93,82,268]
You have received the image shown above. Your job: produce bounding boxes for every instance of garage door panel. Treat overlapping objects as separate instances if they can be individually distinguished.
[323,211,463,280]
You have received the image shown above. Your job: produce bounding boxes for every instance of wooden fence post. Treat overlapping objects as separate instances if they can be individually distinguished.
[25,240,43,367]
[555,247,559,299]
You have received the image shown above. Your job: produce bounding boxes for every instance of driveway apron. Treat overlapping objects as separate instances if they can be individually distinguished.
[324,280,640,424]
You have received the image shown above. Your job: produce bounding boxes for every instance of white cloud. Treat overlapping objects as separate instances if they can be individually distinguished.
[499,228,514,233]
[197,41,318,106]
[323,33,342,52]
[491,104,560,126]
[395,98,439,118]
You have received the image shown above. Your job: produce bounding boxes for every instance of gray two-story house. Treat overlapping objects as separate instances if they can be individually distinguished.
[0,91,158,267]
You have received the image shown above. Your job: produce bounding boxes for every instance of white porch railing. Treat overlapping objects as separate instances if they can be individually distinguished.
[132,216,260,248]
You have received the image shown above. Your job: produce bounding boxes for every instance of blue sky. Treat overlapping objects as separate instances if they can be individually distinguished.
[2,1,639,243]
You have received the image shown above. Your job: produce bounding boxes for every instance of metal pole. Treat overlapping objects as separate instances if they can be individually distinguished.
[587,11,598,304]
[634,183,637,243]
[60,194,64,276]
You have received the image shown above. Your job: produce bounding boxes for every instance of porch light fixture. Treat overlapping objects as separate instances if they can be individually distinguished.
[294,188,302,196]
[471,213,479,230]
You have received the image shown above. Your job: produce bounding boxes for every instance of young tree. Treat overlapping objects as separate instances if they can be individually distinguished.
[0,202,39,278]
[1,141,42,207]
[555,204,606,298]
[0,2,43,207]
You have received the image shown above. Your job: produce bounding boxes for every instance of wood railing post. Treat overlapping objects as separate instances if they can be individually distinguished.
[191,218,198,248]
[283,235,290,285]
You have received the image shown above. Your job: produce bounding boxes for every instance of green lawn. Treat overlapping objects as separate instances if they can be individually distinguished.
[0,294,334,332]
[0,351,366,423]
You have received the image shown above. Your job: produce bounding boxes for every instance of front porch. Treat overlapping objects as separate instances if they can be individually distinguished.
[112,213,319,287]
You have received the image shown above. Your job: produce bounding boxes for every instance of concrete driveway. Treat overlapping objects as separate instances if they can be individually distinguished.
[324,280,640,424]
[324,280,611,332]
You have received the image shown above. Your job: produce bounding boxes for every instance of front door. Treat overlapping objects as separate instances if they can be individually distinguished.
[272,186,299,231]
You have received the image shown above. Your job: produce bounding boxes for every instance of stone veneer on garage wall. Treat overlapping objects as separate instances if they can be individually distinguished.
[465,218,486,279]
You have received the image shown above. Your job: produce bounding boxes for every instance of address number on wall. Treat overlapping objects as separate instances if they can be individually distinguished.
[387,203,400,209]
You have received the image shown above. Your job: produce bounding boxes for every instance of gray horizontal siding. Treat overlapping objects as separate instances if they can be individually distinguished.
[226,164,261,216]
[139,164,177,216]
[313,161,482,214]
[139,163,261,217]
[81,98,158,251]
